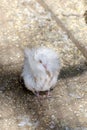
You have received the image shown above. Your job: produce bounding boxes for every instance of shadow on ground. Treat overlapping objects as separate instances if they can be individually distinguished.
[59,62,87,79]
[0,63,87,129]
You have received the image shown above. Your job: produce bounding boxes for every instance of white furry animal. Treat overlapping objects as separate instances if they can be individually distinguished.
[22,47,61,96]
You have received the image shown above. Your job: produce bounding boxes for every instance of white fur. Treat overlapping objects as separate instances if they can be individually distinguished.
[22,47,61,92]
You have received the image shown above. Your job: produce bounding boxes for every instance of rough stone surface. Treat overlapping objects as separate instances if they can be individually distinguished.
[0,0,87,130]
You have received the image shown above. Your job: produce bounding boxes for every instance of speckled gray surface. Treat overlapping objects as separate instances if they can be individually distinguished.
[0,0,87,130]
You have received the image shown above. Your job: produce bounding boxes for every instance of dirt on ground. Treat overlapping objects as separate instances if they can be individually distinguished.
[0,0,87,130]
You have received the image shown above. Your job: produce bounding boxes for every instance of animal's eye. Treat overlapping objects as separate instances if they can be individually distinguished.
[39,60,42,63]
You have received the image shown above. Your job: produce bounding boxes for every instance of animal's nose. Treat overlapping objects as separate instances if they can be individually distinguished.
[43,64,47,69]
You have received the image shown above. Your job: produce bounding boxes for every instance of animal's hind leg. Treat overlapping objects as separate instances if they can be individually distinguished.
[46,90,52,98]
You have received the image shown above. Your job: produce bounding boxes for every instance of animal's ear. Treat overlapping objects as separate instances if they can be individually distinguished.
[24,48,31,58]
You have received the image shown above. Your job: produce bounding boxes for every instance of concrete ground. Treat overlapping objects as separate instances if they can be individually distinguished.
[0,0,87,130]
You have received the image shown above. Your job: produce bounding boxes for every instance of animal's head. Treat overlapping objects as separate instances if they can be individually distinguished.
[24,47,60,73]
[24,47,45,72]
[34,47,59,72]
